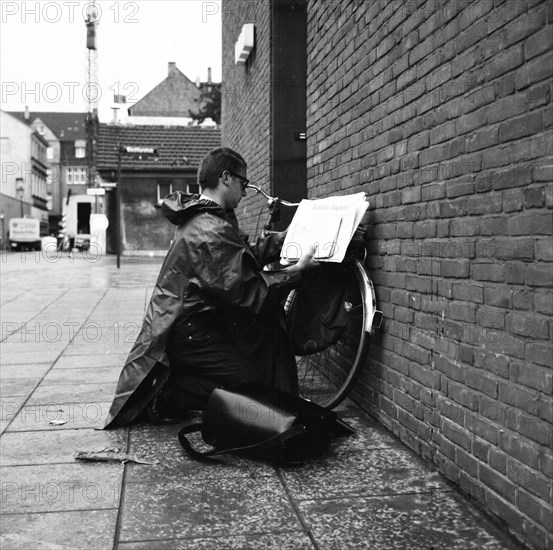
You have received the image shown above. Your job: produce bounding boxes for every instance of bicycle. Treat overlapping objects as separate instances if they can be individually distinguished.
[247,184,382,409]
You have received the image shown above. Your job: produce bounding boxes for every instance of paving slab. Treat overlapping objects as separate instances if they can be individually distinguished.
[41,366,121,386]
[7,402,112,432]
[118,475,302,542]
[0,509,118,550]
[0,349,63,365]
[296,492,521,550]
[54,353,129,369]
[26,382,117,406]
[116,532,315,550]
[0,364,51,379]
[0,377,41,397]
[126,422,275,483]
[1,463,123,513]
[0,428,126,466]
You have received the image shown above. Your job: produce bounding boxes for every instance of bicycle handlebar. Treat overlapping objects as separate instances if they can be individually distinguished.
[245,183,300,208]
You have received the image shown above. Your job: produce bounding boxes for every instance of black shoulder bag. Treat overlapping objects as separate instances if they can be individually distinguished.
[178,383,354,465]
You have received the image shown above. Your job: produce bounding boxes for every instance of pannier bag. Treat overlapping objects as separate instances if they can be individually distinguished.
[178,383,354,465]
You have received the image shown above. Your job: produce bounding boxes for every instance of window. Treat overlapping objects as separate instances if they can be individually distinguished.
[157,181,173,204]
[67,167,87,185]
[47,147,54,160]
[75,139,86,158]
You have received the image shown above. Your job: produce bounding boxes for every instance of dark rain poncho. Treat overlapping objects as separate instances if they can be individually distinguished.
[104,192,302,428]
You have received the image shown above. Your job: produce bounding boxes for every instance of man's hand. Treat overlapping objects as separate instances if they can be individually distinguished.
[296,245,320,271]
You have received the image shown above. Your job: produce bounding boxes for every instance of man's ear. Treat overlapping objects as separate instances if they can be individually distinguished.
[220,170,230,187]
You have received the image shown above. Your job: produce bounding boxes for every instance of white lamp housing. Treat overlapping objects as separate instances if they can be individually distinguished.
[235,24,255,64]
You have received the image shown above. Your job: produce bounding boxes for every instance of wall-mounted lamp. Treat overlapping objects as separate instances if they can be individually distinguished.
[235,24,255,64]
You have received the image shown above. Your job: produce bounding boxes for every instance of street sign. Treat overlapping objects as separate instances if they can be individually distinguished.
[87,187,106,196]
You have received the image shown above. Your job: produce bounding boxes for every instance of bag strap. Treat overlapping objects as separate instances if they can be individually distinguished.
[178,422,306,461]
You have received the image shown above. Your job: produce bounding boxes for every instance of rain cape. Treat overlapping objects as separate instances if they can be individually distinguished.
[104,192,302,428]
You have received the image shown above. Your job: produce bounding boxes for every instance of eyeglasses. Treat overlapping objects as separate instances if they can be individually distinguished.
[226,170,250,190]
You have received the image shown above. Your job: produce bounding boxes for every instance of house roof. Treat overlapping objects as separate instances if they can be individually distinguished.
[128,66,202,117]
[96,123,221,171]
[7,111,87,141]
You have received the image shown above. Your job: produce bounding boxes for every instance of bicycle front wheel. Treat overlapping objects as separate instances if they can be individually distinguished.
[284,259,377,409]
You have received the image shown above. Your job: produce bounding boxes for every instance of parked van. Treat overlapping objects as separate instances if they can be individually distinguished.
[8,218,46,251]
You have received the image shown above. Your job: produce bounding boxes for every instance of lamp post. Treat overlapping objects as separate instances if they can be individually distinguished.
[116,145,159,269]
[16,179,25,217]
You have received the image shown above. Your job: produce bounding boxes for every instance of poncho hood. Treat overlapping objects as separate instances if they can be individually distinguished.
[161,191,225,226]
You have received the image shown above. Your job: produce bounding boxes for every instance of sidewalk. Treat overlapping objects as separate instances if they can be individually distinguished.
[0,252,523,550]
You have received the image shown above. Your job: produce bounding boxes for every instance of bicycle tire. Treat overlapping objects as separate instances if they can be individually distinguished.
[284,259,378,409]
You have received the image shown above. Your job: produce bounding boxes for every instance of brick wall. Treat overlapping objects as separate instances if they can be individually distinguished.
[305,1,552,548]
[222,0,274,236]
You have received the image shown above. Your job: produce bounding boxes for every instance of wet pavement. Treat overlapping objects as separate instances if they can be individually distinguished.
[0,251,523,549]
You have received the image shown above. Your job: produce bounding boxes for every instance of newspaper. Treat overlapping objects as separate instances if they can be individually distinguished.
[281,192,369,263]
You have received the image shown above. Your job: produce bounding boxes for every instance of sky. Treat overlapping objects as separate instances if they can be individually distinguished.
[0,0,222,121]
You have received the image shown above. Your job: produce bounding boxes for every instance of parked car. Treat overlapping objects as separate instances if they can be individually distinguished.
[75,234,91,251]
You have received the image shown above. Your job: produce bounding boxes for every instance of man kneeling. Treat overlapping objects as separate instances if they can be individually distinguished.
[104,147,318,428]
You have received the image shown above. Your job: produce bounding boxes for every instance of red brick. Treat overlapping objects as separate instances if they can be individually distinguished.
[533,157,553,182]
[465,368,498,398]
[467,195,502,215]
[442,418,472,451]
[489,448,507,475]
[477,308,506,329]
[500,111,544,142]
[483,286,512,308]
[509,213,553,235]
[505,262,525,284]
[486,94,527,125]
[503,8,547,46]
[515,52,553,89]
[534,292,553,316]
[502,188,523,212]
[479,465,516,503]
[526,264,553,287]
[449,301,477,323]
[517,412,552,446]
[452,283,484,303]
[509,362,553,393]
[507,312,550,340]
[523,187,546,208]
[525,24,553,59]
[491,164,532,190]
[499,432,539,470]
[526,342,553,368]
[485,45,524,81]
[440,198,468,217]
[472,263,505,282]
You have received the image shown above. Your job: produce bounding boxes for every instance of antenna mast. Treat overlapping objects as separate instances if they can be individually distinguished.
[85,1,99,190]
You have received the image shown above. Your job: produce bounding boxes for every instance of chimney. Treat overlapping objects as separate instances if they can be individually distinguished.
[208,67,212,84]
[24,106,30,120]
[168,62,176,75]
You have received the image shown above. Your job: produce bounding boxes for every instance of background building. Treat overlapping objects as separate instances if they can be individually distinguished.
[127,62,220,123]
[222,1,552,549]
[96,124,221,252]
[6,110,102,242]
[1,110,50,244]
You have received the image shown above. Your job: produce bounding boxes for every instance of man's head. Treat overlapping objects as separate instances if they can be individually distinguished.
[197,147,248,210]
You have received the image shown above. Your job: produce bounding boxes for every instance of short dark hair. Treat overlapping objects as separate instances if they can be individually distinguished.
[197,147,246,190]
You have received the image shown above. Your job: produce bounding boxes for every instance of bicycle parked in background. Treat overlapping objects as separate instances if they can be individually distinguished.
[247,184,382,409]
